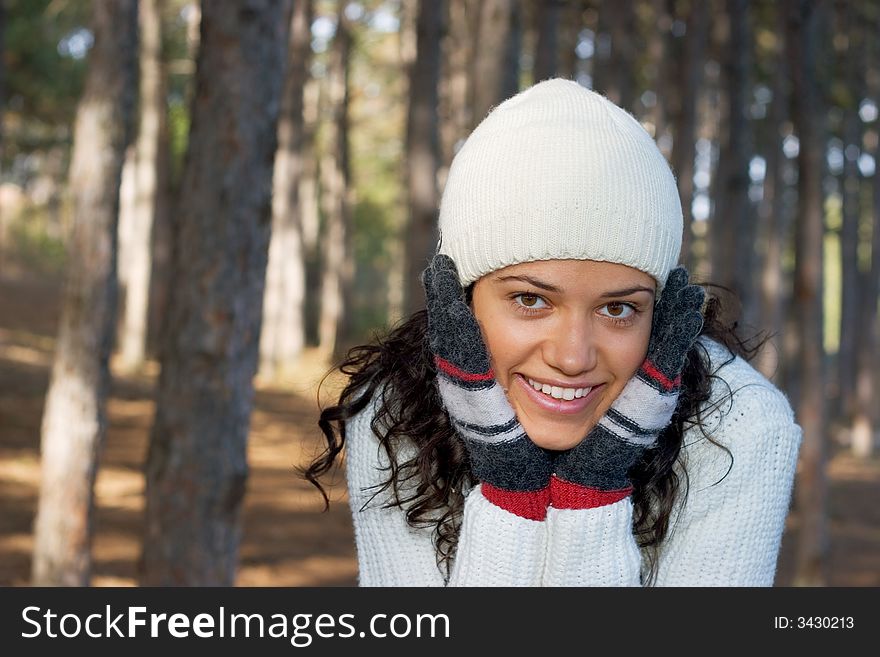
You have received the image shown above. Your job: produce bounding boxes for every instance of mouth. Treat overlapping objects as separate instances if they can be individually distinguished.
[513,374,604,416]
[526,377,592,400]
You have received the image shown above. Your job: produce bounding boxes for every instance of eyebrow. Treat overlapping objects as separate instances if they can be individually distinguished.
[494,275,562,293]
[598,286,655,299]
[494,275,655,299]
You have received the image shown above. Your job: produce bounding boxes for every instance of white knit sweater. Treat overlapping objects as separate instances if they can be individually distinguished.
[344,338,802,586]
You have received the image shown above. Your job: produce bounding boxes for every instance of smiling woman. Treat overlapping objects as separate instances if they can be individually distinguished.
[472,260,654,451]
[305,79,802,587]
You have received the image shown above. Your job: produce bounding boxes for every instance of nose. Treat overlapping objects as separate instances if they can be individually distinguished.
[541,312,597,376]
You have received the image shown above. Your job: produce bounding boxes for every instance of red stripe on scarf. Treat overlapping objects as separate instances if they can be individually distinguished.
[434,355,495,383]
[550,476,632,509]
[481,483,550,521]
[640,360,681,392]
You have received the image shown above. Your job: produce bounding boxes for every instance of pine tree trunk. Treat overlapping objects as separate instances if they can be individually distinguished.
[471,0,520,126]
[787,0,829,587]
[533,0,562,82]
[711,0,753,312]
[593,2,636,110]
[756,0,791,382]
[32,0,137,586]
[119,0,166,372]
[851,4,880,458]
[0,0,5,270]
[556,0,582,81]
[300,75,322,344]
[836,0,861,425]
[142,0,289,586]
[440,0,474,170]
[147,99,172,357]
[260,0,313,381]
[671,0,707,270]
[404,0,443,315]
[645,0,670,142]
[318,2,353,357]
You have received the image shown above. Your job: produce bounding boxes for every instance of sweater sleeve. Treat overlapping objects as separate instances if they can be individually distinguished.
[345,394,547,586]
[651,380,801,586]
[543,499,643,586]
[542,343,802,587]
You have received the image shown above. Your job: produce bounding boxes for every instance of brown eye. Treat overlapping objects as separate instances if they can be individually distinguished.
[600,302,635,320]
[513,293,547,310]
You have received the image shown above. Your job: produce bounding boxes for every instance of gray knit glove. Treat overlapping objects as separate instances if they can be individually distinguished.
[551,267,705,509]
[423,254,553,520]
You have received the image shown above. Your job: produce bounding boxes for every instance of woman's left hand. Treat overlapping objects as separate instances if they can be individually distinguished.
[551,267,705,505]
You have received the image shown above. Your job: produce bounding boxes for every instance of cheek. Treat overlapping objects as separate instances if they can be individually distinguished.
[605,326,651,380]
[478,318,540,385]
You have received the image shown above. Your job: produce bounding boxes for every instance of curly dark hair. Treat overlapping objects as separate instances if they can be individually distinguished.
[303,283,761,585]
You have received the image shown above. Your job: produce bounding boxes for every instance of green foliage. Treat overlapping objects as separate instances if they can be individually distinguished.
[5,204,67,275]
[351,197,393,337]
[167,98,190,182]
[3,0,92,161]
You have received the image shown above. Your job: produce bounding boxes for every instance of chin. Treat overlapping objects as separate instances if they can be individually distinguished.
[527,430,588,452]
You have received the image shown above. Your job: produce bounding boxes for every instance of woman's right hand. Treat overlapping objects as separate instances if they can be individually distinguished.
[423,254,553,520]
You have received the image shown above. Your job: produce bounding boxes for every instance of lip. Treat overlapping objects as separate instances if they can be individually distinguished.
[513,373,604,416]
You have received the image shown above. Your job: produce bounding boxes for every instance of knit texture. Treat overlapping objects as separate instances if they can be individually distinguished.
[437,78,682,294]
[345,338,802,586]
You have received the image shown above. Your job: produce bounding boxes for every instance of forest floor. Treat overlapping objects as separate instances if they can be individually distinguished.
[1,263,879,587]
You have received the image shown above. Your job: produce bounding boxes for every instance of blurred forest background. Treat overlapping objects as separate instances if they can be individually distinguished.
[1,0,878,587]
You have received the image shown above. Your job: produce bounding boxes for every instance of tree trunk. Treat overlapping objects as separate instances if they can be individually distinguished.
[300,75,322,344]
[711,0,753,317]
[556,0,582,81]
[440,0,475,170]
[318,2,354,357]
[119,0,166,372]
[404,0,443,316]
[142,0,289,586]
[787,0,829,587]
[671,0,708,271]
[593,2,636,111]
[147,98,172,358]
[471,0,521,127]
[0,0,5,270]
[852,4,880,458]
[32,0,137,586]
[533,0,562,82]
[645,0,670,142]
[835,0,861,425]
[756,0,791,382]
[260,0,313,381]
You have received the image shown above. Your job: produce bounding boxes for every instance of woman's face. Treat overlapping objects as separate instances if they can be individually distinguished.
[470,259,655,451]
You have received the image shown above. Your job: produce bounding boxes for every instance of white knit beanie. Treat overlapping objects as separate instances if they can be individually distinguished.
[438,78,682,294]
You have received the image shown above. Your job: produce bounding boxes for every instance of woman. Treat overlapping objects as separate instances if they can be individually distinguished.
[306,78,802,586]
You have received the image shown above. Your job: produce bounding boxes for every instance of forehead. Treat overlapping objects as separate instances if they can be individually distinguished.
[486,259,656,290]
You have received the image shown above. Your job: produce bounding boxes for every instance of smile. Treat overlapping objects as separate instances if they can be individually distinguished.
[526,378,592,400]
[514,374,603,415]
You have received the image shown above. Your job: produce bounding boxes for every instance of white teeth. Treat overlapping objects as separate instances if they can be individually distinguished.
[527,378,592,401]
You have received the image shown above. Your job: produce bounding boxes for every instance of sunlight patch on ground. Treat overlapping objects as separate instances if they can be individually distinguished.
[0,532,33,555]
[95,468,144,509]
[92,575,136,587]
[236,556,358,587]
[0,327,56,353]
[0,453,41,486]
[0,341,53,368]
